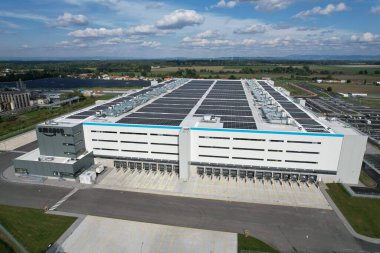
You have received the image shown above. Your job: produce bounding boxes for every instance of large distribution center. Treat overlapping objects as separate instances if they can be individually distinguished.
[14,79,367,184]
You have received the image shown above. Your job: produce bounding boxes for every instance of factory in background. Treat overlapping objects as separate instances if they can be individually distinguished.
[0,80,31,112]
[14,79,367,184]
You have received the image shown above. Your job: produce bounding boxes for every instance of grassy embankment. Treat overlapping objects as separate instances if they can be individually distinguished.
[0,205,76,253]
[326,183,380,238]
[238,234,279,253]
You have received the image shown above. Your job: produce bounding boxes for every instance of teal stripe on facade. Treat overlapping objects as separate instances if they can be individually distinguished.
[83,122,344,137]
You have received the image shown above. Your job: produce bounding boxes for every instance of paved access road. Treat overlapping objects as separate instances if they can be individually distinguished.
[1,141,380,252]
[57,188,380,253]
[0,144,72,209]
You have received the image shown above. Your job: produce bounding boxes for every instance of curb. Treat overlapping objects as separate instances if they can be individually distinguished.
[45,212,86,253]
[320,183,380,244]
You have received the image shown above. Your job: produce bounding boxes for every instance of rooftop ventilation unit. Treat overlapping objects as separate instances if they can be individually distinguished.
[102,78,188,117]
[202,114,217,122]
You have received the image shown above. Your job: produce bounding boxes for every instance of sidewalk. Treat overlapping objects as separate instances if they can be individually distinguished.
[320,183,380,244]
[0,130,36,151]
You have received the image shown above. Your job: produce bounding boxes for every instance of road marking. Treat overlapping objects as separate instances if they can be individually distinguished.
[49,187,78,211]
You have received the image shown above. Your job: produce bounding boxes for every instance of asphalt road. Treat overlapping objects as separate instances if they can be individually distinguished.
[57,188,380,253]
[1,141,380,252]
[0,147,71,209]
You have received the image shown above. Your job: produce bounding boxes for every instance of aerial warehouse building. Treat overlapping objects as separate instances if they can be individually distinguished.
[14,79,367,184]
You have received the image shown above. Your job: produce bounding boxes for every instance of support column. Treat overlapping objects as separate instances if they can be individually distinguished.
[179,127,191,181]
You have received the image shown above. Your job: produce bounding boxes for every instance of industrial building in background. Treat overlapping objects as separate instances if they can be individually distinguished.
[0,80,30,112]
[14,79,367,184]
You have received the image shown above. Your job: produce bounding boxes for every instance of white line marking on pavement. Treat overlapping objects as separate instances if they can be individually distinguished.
[49,188,78,211]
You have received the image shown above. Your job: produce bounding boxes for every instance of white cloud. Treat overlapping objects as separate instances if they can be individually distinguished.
[371,5,380,14]
[241,39,256,46]
[156,9,204,29]
[294,2,348,19]
[211,0,238,8]
[351,32,378,42]
[234,24,267,34]
[0,19,20,29]
[195,30,222,39]
[145,2,164,10]
[49,12,88,27]
[0,11,48,22]
[211,0,294,11]
[253,0,294,11]
[125,24,157,35]
[141,41,161,47]
[69,27,125,38]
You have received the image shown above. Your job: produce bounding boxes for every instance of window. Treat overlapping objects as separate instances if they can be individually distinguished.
[199,136,229,140]
[199,154,229,159]
[232,157,264,161]
[120,132,147,135]
[233,138,265,142]
[63,143,74,146]
[269,140,284,143]
[199,145,229,149]
[151,143,178,146]
[268,149,283,152]
[267,159,281,162]
[121,149,148,153]
[285,160,318,164]
[121,141,148,144]
[286,150,319,154]
[287,140,321,144]
[93,148,118,151]
[151,133,178,137]
[233,147,264,151]
[92,139,118,143]
[151,151,179,155]
[91,130,117,134]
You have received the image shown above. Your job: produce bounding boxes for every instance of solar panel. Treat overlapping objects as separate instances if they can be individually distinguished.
[116,117,182,126]
[67,115,91,119]
[223,122,257,129]
[127,112,186,120]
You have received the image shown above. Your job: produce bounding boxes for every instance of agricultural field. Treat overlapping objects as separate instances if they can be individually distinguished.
[314,83,380,95]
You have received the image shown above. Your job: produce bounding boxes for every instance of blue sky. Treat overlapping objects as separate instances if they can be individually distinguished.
[0,0,379,58]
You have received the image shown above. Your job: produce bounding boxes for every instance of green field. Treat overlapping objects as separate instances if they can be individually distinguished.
[0,94,115,141]
[0,205,76,253]
[238,234,279,253]
[314,83,380,95]
[326,184,380,238]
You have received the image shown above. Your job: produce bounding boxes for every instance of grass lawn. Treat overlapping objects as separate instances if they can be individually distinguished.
[326,183,380,238]
[0,94,115,140]
[0,205,76,253]
[238,234,279,253]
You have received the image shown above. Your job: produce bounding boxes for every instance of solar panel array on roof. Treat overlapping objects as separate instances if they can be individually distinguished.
[116,80,214,126]
[195,80,256,130]
[257,81,328,133]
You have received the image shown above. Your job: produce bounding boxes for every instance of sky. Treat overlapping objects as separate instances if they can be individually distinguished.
[0,0,379,58]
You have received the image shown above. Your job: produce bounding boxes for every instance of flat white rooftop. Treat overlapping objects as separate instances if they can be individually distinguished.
[41,79,362,136]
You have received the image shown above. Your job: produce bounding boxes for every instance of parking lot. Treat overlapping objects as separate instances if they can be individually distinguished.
[61,216,237,253]
[97,166,330,209]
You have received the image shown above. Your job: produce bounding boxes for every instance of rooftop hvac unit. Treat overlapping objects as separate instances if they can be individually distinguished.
[202,114,217,122]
